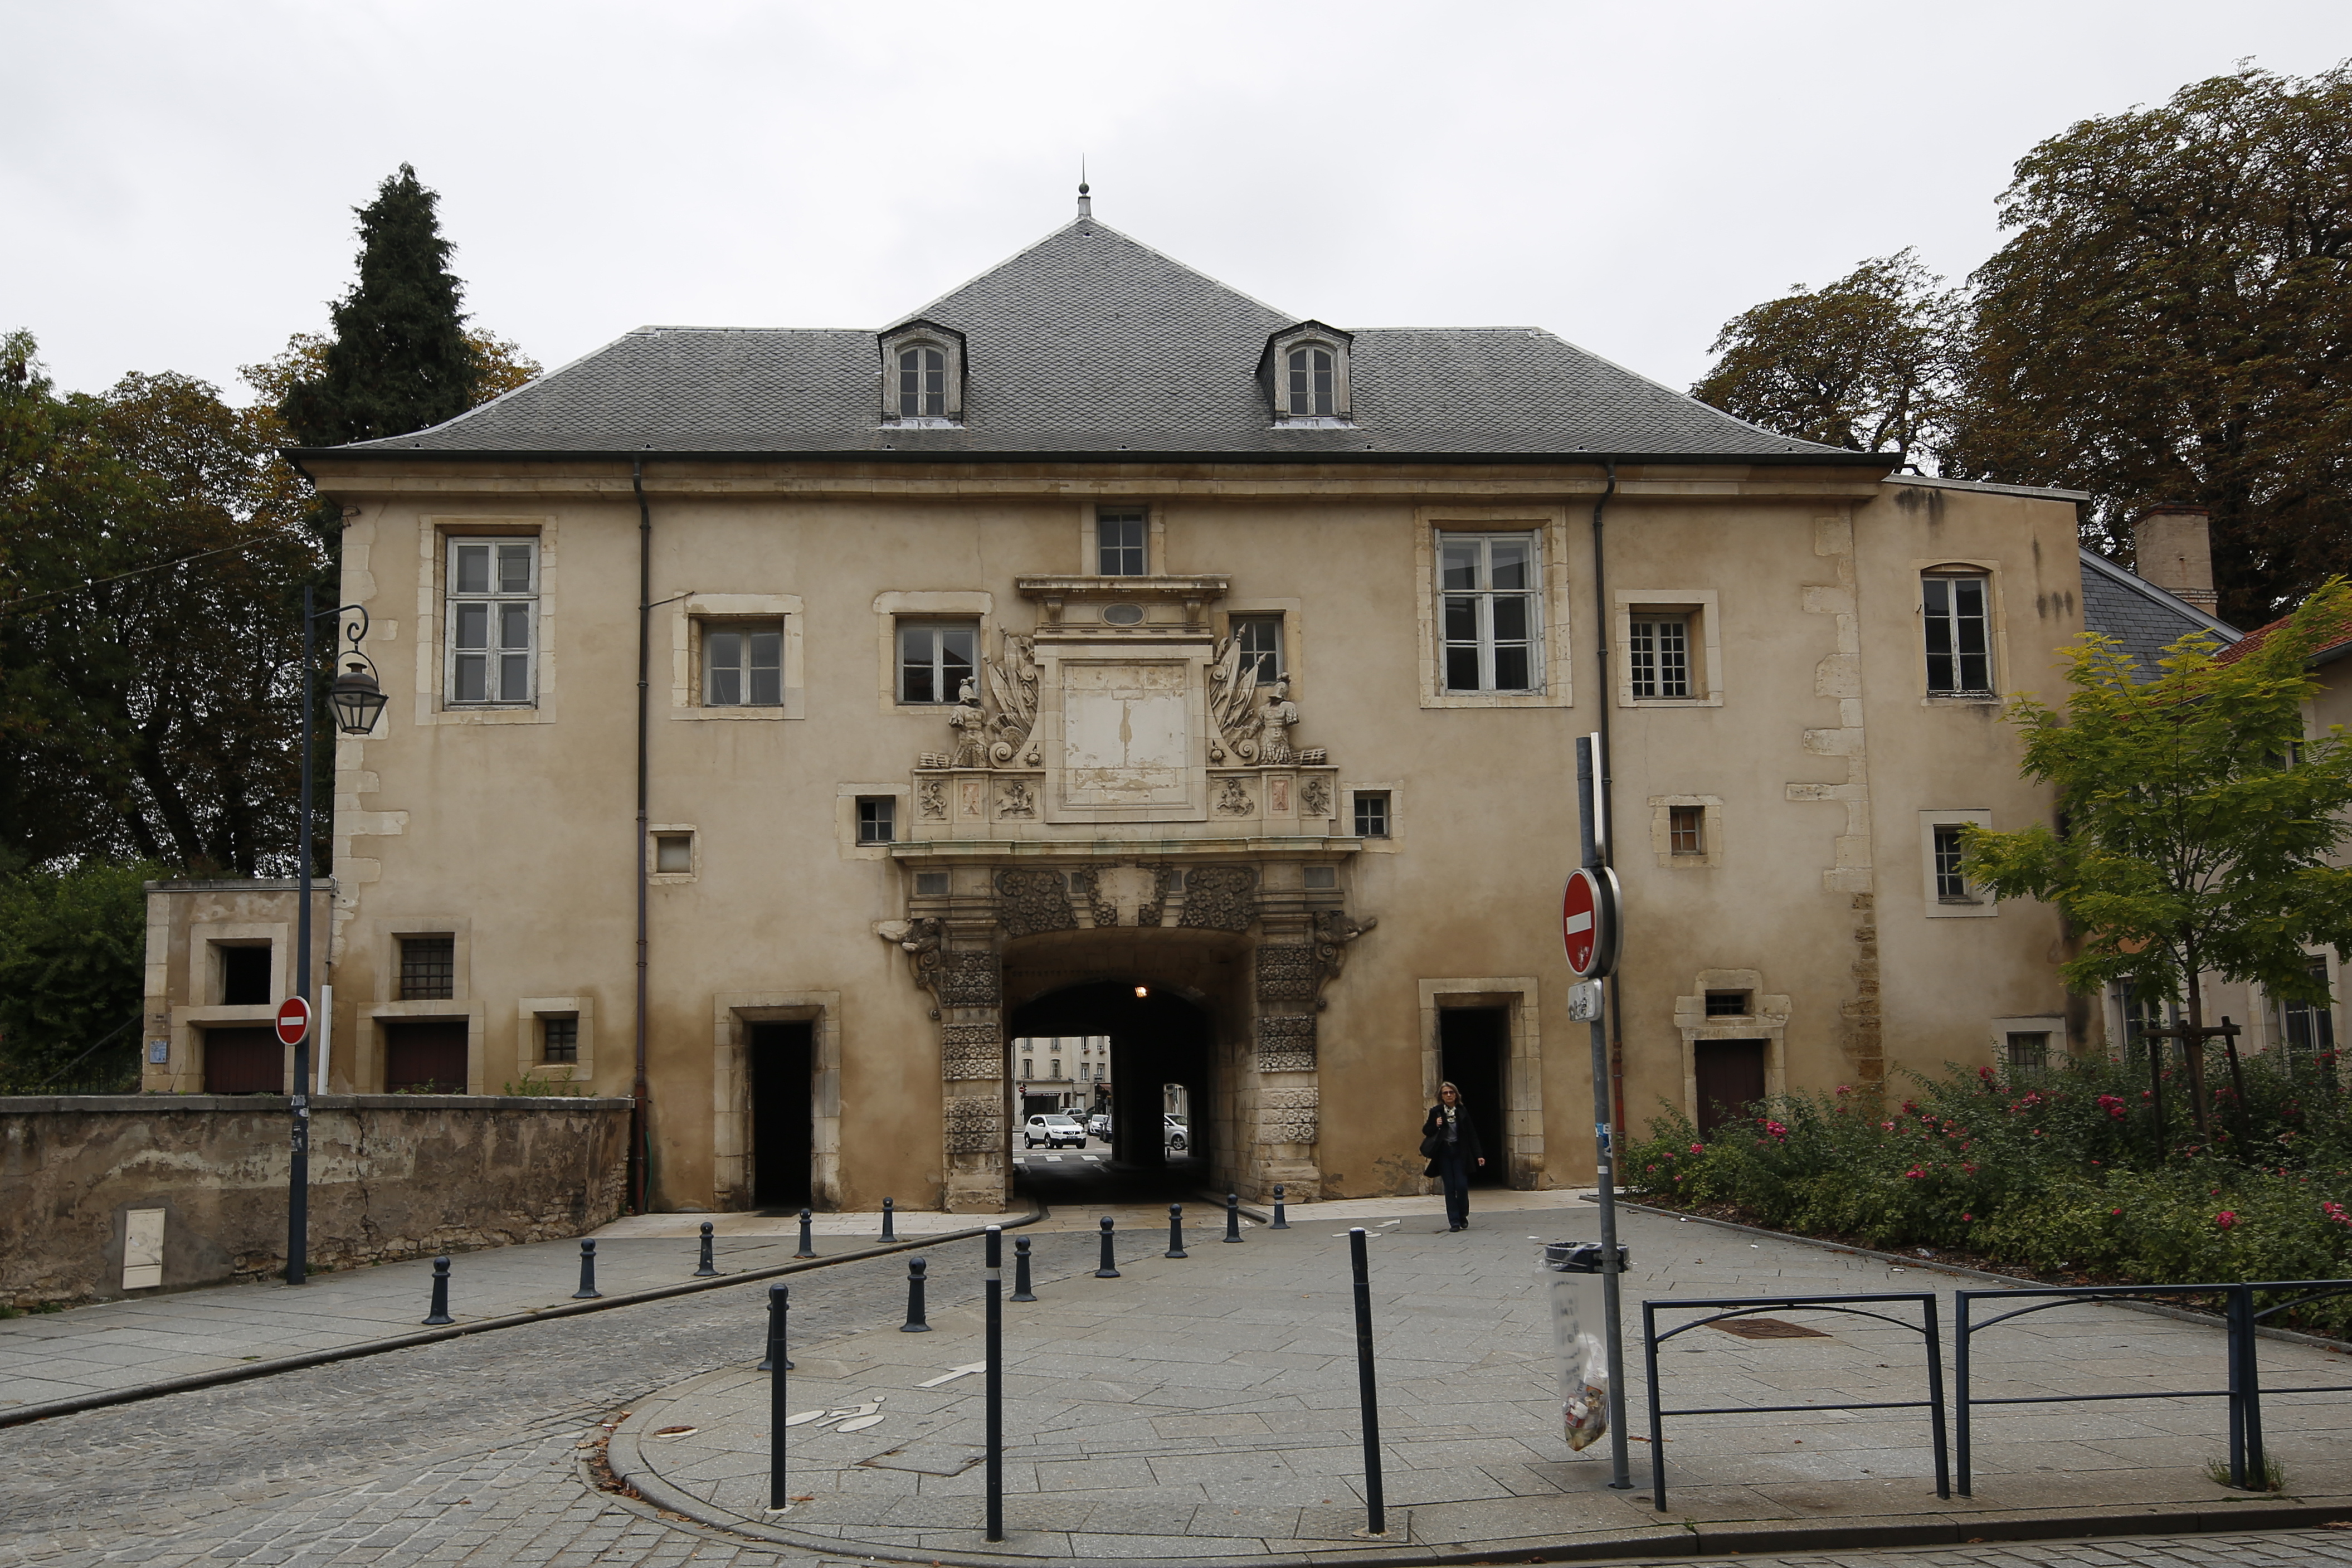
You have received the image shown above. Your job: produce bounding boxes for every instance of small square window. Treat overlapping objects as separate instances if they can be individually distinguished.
[1669,805,1705,855]
[1231,615,1284,682]
[654,834,694,874]
[219,945,271,1006]
[858,797,896,845]
[1705,990,1749,1017]
[2005,1031,2049,1077]
[1353,791,1391,839]
[897,621,978,705]
[1097,508,1148,576]
[541,1016,579,1064]
[398,936,455,1001]
[703,622,782,707]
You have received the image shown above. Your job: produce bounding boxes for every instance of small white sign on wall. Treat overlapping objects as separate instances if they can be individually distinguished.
[123,1208,165,1289]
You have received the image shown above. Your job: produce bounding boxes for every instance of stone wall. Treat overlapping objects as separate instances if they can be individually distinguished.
[0,1094,632,1306]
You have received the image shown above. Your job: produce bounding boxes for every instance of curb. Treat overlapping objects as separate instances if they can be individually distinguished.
[1597,1195,2352,1355]
[0,1202,1044,1431]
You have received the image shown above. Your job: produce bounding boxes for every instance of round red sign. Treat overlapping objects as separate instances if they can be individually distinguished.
[275,995,312,1048]
[1562,866,1620,980]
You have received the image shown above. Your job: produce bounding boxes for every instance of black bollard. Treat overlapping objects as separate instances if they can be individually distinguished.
[1350,1228,1387,1537]
[1271,1184,1289,1229]
[795,1207,816,1259]
[1224,1191,1244,1243]
[694,1221,718,1277]
[1094,1215,1121,1278]
[1166,1202,1188,1259]
[902,1255,931,1331]
[880,1196,898,1242]
[1011,1234,1038,1302]
[573,1239,602,1300]
[422,1255,453,1325]
[985,1226,1004,1543]
[766,1283,790,1509]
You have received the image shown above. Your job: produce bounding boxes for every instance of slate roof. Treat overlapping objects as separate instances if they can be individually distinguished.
[2078,549,2239,677]
[308,217,1864,465]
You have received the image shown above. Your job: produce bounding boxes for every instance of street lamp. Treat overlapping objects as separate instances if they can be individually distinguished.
[288,587,382,1286]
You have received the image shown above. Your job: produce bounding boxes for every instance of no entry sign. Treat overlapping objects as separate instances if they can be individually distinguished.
[275,995,312,1048]
[1562,866,1621,980]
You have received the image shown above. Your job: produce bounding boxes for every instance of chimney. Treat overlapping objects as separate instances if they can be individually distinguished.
[2131,506,2217,614]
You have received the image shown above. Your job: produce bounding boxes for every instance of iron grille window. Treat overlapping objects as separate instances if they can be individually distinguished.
[1439,533,1539,692]
[1231,615,1284,681]
[897,346,946,417]
[446,538,537,705]
[398,936,455,1001]
[1630,615,1692,699]
[857,796,895,844]
[703,623,782,706]
[1287,345,1334,416]
[1705,991,1749,1016]
[2005,1031,2050,1077]
[541,1016,578,1063]
[1353,791,1391,839]
[1097,509,1148,576]
[1670,805,1705,855]
[1924,574,1991,694]
[1932,824,1974,902]
[897,621,978,704]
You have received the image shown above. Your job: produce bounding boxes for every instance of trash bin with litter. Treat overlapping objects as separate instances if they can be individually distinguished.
[1540,1240,1629,1452]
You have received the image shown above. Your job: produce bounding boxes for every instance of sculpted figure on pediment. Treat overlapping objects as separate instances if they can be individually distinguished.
[947,680,989,769]
[1206,635,1262,764]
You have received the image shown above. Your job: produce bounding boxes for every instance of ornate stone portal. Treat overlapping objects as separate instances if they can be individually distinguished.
[878,574,1369,1211]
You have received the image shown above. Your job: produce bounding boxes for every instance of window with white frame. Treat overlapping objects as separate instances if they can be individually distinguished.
[2276,957,2336,1058]
[1287,345,1336,417]
[1629,614,1692,699]
[897,621,978,704]
[446,538,538,704]
[1923,572,1993,695]
[897,345,947,417]
[1439,532,1539,692]
[703,622,782,707]
[1097,508,1148,576]
[1230,614,1284,682]
[1932,824,1974,901]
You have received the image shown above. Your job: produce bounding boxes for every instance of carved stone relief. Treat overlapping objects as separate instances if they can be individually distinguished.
[1176,865,1256,931]
[1255,943,1322,1003]
[1214,777,1254,816]
[1259,1085,1319,1143]
[985,632,1042,766]
[1301,776,1331,817]
[1136,864,1173,928]
[1312,910,1378,985]
[918,779,947,819]
[1255,1013,1317,1072]
[944,1095,1001,1153]
[941,1023,1002,1080]
[1080,867,1119,928]
[938,951,1001,1006]
[995,869,1074,939]
[996,778,1036,819]
[947,680,988,768]
[1206,635,1263,764]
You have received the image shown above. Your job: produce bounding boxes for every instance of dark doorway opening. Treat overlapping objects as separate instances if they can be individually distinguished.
[202,1026,283,1094]
[1438,1006,1509,1186]
[1007,980,1211,1198]
[749,1021,813,1210]
[1693,1039,1767,1134]
[382,1020,468,1092]
[219,946,271,1006]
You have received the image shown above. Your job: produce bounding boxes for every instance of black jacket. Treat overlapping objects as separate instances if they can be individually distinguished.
[1421,1103,1483,1175]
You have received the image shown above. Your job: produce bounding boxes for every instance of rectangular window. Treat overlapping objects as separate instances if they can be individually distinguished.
[2005,1031,2049,1077]
[541,1016,579,1064]
[1353,791,1391,839]
[1704,990,1749,1017]
[654,833,694,874]
[703,622,782,707]
[1669,805,1705,855]
[896,621,978,704]
[1439,532,1539,692]
[1924,574,1992,694]
[1050,1058,1061,1079]
[1932,824,1974,902]
[446,538,538,705]
[218,945,271,1006]
[1231,615,1284,682]
[1629,615,1692,699]
[2278,958,2336,1057]
[1097,508,1148,576]
[398,936,455,1001]
[1021,1058,1034,1079]
[856,796,895,845]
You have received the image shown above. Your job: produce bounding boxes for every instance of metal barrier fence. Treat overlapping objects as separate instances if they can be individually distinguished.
[1643,1292,1949,1512]
[2238,1280,2352,1487]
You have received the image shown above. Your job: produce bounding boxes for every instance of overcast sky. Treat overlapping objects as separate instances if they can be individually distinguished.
[9,2,2345,406]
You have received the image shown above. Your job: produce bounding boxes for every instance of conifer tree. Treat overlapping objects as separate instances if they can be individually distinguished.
[282,164,480,446]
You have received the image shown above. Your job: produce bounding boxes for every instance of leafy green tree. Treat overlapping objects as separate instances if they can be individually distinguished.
[1961,580,2352,1133]
[0,859,153,1087]
[1690,250,1962,465]
[280,164,482,447]
[1944,64,2352,624]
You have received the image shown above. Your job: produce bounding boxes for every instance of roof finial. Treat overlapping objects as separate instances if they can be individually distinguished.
[1077,158,1092,220]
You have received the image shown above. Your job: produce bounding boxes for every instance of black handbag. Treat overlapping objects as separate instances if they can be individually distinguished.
[1419,1129,1442,1158]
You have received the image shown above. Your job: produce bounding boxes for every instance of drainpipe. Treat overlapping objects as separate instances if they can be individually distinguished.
[631,458,653,1213]
[1588,461,1624,1135]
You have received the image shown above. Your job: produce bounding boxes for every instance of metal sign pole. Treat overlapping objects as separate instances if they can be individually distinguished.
[1576,734,1633,1491]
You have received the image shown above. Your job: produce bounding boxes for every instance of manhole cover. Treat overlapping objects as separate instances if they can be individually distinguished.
[860,1443,986,1477]
[1711,1317,1832,1340]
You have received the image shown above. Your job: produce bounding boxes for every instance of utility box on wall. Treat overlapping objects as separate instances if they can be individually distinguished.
[121,1207,165,1289]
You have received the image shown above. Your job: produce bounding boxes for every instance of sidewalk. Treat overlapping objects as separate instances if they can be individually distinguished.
[0,1206,999,1420]
[608,1199,2352,1566]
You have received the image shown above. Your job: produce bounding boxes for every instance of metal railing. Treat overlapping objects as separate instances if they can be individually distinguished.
[2240,1279,2352,1486]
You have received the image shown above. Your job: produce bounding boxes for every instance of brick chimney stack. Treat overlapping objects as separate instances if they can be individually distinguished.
[2131,506,2218,615]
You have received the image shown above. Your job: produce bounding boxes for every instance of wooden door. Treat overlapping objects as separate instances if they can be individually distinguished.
[202,1026,284,1094]
[1693,1040,1766,1134]
[383,1021,469,1092]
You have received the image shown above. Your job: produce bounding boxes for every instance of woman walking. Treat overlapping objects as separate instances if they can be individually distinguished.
[1422,1080,1484,1231]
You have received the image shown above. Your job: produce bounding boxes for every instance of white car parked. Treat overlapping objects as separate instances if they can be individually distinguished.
[1024,1113,1085,1149]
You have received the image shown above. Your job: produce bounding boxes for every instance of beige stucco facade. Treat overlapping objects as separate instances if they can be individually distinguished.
[135,456,2103,1213]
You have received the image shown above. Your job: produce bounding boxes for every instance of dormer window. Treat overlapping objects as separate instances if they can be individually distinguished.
[1260,321,1353,424]
[876,319,966,424]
